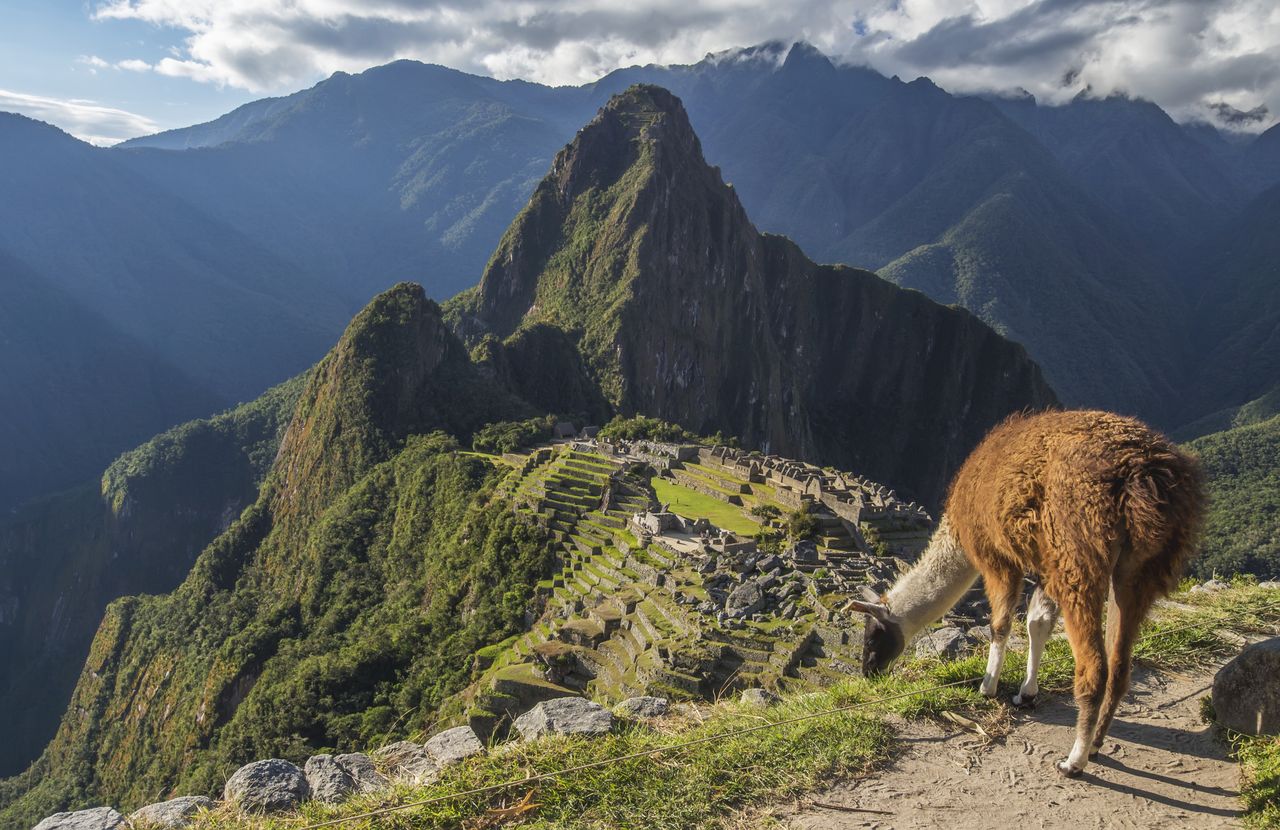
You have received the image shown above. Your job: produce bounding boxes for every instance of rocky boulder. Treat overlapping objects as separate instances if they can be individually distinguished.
[425,725,485,768]
[335,752,388,793]
[372,740,437,783]
[1213,637,1280,735]
[32,808,126,830]
[223,759,310,813]
[740,688,778,707]
[129,797,214,829]
[726,581,764,616]
[915,627,973,659]
[305,755,357,804]
[615,696,670,718]
[515,697,614,740]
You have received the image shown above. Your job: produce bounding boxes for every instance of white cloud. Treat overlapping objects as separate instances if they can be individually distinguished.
[89,0,1280,129]
[0,89,161,145]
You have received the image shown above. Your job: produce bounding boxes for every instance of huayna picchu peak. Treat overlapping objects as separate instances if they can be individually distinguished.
[3,86,1053,830]
[449,84,1056,506]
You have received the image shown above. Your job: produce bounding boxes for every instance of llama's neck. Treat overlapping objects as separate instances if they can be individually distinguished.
[886,516,979,642]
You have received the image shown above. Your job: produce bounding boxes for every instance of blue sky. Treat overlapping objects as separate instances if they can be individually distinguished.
[2,1,1278,145]
[0,2,257,142]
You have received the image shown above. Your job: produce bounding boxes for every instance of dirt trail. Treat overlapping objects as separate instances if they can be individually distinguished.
[786,665,1243,829]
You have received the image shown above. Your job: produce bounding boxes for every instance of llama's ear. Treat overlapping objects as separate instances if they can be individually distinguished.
[847,599,891,622]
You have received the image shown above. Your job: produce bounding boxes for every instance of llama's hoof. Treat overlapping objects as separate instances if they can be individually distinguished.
[1056,760,1083,778]
[979,682,999,699]
[1011,692,1036,708]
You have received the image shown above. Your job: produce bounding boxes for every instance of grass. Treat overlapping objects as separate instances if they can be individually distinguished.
[1239,735,1280,829]
[181,585,1280,830]
[650,477,760,537]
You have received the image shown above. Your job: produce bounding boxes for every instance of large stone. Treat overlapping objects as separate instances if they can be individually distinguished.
[515,697,615,740]
[334,753,388,794]
[32,808,126,830]
[129,797,214,829]
[615,696,670,718]
[425,725,485,768]
[1213,637,1280,735]
[915,627,972,659]
[223,759,310,813]
[740,688,778,707]
[726,581,764,616]
[1259,581,1280,590]
[372,741,437,783]
[304,755,357,804]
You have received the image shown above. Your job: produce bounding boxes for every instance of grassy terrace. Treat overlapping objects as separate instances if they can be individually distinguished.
[183,584,1279,830]
[651,476,760,536]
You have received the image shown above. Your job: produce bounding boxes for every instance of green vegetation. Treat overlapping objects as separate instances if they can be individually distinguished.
[171,584,1280,830]
[1188,414,1280,579]
[650,477,760,536]
[786,508,819,542]
[598,415,699,444]
[1239,736,1280,829]
[471,415,557,454]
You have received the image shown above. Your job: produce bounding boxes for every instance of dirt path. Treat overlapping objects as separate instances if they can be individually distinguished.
[785,665,1243,829]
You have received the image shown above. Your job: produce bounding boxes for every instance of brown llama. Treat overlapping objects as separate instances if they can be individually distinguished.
[851,409,1204,776]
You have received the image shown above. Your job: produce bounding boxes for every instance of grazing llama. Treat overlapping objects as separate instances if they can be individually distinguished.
[851,410,1204,777]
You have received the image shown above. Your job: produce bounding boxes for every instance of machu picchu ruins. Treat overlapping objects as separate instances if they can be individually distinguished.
[458,432,983,740]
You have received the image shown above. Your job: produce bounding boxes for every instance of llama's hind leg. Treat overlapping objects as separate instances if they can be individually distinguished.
[1057,595,1109,777]
[979,563,1023,698]
[1091,575,1159,754]
[1013,585,1059,707]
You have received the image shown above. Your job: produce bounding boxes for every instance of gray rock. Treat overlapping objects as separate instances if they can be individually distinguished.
[515,697,614,740]
[1191,579,1231,594]
[129,797,214,829]
[425,725,485,768]
[615,696,670,718]
[1213,637,1280,735]
[33,808,126,830]
[372,740,437,783]
[305,755,357,804]
[726,581,764,616]
[757,554,783,573]
[334,753,388,794]
[740,688,778,706]
[915,627,972,659]
[223,759,309,813]
[1259,581,1280,590]
[787,540,820,565]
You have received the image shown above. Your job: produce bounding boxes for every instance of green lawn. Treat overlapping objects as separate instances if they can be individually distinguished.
[650,477,760,536]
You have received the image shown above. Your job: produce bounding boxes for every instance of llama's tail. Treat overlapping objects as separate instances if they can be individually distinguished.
[1120,442,1206,595]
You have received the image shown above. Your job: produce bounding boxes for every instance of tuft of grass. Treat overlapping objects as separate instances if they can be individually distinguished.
[1238,735,1280,829]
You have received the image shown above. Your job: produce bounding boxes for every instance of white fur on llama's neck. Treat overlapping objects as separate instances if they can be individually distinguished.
[885,516,979,642]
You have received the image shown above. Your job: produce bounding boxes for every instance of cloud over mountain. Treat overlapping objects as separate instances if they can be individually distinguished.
[91,0,1280,130]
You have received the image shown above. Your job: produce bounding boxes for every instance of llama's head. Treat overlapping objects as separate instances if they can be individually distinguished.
[849,599,904,677]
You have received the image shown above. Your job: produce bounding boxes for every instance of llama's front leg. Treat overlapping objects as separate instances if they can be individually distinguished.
[1013,586,1059,706]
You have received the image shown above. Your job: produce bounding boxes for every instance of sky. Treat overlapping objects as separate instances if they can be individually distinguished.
[1,0,1277,145]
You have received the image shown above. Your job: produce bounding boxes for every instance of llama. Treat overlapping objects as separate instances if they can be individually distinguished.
[851,409,1204,777]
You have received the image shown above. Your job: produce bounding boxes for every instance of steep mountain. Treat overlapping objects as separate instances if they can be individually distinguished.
[0,113,350,511]
[1187,413,1280,580]
[988,92,1243,264]
[1181,183,1280,422]
[0,285,539,829]
[447,85,1056,506]
[0,379,303,777]
[0,250,220,512]
[109,44,1203,420]
[0,89,1055,828]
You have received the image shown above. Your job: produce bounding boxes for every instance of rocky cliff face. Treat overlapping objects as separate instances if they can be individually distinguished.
[449,85,1057,505]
